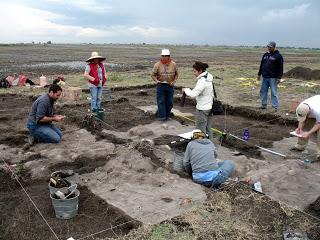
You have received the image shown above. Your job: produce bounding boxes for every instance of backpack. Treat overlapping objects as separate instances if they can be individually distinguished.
[0,78,10,88]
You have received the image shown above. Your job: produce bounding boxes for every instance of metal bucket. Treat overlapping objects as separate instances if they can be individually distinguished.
[50,189,80,219]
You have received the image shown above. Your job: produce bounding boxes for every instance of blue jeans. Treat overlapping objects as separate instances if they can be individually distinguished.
[156,83,174,120]
[195,109,213,142]
[27,124,62,143]
[260,78,278,108]
[89,86,103,111]
[211,160,235,186]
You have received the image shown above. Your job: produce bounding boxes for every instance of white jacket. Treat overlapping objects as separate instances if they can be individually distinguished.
[184,71,214,111]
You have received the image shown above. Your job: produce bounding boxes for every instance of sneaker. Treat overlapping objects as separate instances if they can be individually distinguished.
[290,146,305,152]
[260,106,267,110]
[273,108,278,112]
[28,135,35,145]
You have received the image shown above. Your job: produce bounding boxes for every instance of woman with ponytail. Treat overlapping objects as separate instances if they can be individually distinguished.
[182,61,214,141]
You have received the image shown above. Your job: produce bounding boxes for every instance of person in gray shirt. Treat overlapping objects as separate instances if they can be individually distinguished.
[27,84,65,144]
[183,130,234,187]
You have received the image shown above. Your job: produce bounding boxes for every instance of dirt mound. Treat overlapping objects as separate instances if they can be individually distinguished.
[284,66,320,80]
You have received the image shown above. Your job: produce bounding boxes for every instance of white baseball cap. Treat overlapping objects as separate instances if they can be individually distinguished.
[160,49,170,56]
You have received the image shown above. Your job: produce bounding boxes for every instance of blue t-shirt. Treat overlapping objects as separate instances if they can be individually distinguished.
[27,94,54,125]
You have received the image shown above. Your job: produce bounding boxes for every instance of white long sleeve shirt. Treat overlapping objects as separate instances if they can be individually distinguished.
[184,71,214,111]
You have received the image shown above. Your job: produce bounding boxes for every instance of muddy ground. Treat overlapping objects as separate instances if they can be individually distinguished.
[1,87,320,240]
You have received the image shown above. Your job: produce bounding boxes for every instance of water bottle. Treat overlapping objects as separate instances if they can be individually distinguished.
[243,128,250,141]
[303,159,311,168]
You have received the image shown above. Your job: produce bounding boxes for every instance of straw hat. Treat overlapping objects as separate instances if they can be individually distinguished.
[86,51,106,62]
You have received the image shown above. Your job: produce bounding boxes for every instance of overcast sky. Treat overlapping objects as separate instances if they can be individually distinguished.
[1,0,319,47]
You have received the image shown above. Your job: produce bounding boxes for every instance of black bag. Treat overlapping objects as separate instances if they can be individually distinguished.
[211,99,224,115]
[0,78,10,88]
[203,73,224,115]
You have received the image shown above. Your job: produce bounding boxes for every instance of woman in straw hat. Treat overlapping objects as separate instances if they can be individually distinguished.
[84,51,108,112]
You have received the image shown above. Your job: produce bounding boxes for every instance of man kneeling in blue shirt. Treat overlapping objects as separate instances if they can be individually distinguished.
[27,84,65,144]
[183,130,235,187]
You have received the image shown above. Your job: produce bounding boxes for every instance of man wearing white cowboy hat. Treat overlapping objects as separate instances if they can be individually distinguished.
[84,51,108,112]
[291,95,320,161]
[151,49,179,121]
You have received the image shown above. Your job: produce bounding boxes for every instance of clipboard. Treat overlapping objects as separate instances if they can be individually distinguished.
[290,131,302,138]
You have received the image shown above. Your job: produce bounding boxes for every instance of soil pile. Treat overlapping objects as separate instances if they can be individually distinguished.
[284,66,320,80]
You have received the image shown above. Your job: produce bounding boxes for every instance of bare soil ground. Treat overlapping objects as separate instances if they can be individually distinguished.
[1,87,320,240]
[1,44,320,240]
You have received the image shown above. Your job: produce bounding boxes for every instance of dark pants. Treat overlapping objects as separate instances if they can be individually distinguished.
[156,83,174,120]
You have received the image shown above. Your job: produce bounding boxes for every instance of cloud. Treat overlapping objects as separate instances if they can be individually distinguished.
[128,26,180,39]
[0,1,319,47]
[0,3,180,43]
[46,0,112,13]
[259,4,309,22]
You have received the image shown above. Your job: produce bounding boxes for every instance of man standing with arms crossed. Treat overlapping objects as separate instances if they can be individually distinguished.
[257,41,284,111]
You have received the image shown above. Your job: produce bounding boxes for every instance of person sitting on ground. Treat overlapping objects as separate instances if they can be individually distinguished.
[291,95,320,161]
[26,84,65,144]
[182,130,235,187]
[52,75,66,86]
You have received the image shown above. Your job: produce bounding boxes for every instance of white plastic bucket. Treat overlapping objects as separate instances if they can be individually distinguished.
[39,75,48,87]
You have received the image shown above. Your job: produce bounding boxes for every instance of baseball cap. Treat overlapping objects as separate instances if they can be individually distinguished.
[160,49,170,56]
[267,41,276,48]
[296,103,310,122]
